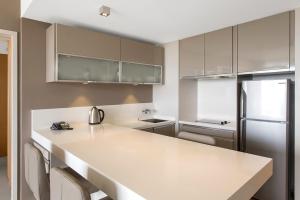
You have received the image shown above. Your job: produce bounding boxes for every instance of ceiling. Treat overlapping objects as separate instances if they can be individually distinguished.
[22,0,300,44]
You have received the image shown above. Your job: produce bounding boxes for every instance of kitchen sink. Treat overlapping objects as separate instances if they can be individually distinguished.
[141,119,167,123]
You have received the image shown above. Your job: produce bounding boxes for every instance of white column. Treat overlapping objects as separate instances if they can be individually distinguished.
[153,41,179,129]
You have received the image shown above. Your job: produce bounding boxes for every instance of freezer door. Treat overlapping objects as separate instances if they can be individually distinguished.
[241,79,288,121]
[244,120,288,200]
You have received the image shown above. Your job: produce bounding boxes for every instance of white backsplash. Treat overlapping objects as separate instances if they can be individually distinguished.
[32,103,154,129]
[197,79,237,122]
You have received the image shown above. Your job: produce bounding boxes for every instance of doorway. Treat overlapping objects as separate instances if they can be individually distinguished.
[0,39,9,199]
[0,30,18,200]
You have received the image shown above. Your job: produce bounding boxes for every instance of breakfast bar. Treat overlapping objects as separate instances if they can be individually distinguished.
[32,123,272,200]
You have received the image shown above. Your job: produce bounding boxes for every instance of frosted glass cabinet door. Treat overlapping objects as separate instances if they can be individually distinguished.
[121,62,162,84]
[57,54,120,82]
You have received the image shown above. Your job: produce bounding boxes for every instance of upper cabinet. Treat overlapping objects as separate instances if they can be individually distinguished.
[55,24,120,60]
[179,11,294,77]
[238,12,290,73]
[179,34,205,78]
[121,38,164,66]
[120,38,164,84]
[46,24,164,84]
[204,27,233,75]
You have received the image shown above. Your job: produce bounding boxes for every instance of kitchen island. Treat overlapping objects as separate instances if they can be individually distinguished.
[32,123,272,200]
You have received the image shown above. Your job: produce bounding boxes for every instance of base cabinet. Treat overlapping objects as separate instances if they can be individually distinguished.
[140,124,175,137]
[179,124,236,150]
[154,125,175,137]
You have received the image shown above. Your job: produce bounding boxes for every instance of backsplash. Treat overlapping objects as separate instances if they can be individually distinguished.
[197,79,237,121]
[32,103,154,130]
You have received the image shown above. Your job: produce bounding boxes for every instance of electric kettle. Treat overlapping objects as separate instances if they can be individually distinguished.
[89,106,105,125]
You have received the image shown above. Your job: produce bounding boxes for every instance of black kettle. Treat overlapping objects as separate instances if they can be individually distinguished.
[89,106,105,125]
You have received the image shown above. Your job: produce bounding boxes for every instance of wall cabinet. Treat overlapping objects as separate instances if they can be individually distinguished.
[179,11,293,77]
[121,38,164,66]
[204,27,233,75]
[56,24,120,60]
[179,29,233,78]
[238,12,291,73]
[46,24,164,84]
[179,35,205,78]
[121,62,162,84]
[57,55,120,83]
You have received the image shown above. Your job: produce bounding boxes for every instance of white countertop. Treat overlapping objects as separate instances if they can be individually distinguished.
[32,123,272,200]
[179,120,237,131]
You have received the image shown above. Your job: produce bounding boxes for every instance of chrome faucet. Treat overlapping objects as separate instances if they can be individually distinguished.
[142,109,152,114]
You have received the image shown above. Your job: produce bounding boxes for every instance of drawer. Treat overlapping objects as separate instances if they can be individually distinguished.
[33,142,50,161]
[180,124,234,139]
[178,131,234,150]
[214,136,234,149]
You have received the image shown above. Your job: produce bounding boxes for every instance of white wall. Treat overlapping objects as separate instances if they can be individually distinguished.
[197,79,237,122]
[153,41,179,121]
[295,7,300,200]
[21,0,33,16]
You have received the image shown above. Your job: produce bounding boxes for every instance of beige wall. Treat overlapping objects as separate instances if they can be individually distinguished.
[0,0,20,31]
[20,18,152,199]
[295,7,300,200]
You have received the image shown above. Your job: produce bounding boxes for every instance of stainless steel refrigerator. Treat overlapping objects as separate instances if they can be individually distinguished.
[240,79,294,200]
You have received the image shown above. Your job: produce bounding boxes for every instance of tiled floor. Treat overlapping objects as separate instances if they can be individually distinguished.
[0,157,11,200]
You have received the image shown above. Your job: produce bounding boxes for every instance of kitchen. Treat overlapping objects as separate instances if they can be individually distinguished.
[27,10,291,200]
[1,0,300,200]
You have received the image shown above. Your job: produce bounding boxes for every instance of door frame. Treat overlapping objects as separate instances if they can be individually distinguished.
[0,29,18,200]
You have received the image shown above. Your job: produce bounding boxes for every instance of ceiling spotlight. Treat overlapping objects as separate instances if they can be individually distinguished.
[99,6,110,17]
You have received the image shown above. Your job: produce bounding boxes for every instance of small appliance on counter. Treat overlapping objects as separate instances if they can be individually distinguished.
[89,106,105,125]
[50,121,73,130]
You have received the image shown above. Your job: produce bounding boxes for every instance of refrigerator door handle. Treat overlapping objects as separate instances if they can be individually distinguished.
[240,86,247,118]
[240,119,246,151]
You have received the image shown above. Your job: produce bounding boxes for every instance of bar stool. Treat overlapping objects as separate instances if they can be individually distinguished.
[24,143,112,200]
[24,143,50,200]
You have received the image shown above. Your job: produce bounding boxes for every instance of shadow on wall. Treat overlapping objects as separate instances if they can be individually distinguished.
[70,95,92,107]
[69,85,141,107]
[123,94,139,104]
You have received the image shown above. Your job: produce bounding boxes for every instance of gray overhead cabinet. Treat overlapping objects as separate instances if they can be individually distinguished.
[179,34,205,78]
[238,12,292,74]
[179,11,294,78]
[46,24,121,83]
[204,27,233,76]
[120,38,163,84]
[179,29,234,78]
[46,24,163,84]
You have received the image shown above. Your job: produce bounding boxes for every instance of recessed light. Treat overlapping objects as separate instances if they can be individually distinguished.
[99,6,110,17]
